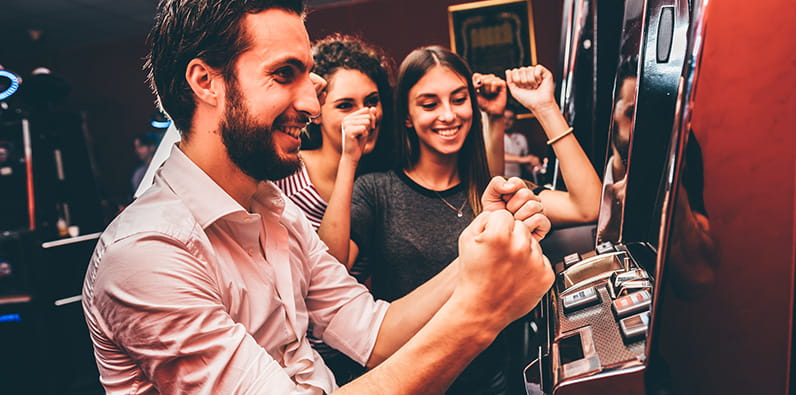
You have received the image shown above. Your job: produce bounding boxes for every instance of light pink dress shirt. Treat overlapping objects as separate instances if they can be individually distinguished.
[82,146,389,394]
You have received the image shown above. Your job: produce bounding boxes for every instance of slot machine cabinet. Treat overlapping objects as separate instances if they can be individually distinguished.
[539,0,626,266]
[556,0,624,181]
[596,0,688,247]
[523,0,691,393]
[645,0,795,393]
[33,234,103,394]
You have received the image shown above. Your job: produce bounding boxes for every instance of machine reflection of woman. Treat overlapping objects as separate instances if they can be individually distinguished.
[598,57,637,243]
[338,46,600,394]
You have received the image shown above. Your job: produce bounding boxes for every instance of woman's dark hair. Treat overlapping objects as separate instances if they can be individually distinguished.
[304,34,395,174]
[145,0,305,135]
[394,46,489,215]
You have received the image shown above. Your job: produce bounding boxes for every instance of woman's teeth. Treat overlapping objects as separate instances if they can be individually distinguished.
[436,127,458,137]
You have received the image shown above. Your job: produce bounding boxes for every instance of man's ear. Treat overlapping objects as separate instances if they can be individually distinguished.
[185,58,223,107]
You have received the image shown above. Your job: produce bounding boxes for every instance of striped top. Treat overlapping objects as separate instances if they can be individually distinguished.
[275,166,368,282]
[274,165,327,230]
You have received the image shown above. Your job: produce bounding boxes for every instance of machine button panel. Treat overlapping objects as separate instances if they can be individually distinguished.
[619,311,650,343]
[612,290,651,318]
[608,269,651,299]
[562,286,601,314]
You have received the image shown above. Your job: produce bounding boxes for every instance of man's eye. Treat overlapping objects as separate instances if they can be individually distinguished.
[273,67,295,83]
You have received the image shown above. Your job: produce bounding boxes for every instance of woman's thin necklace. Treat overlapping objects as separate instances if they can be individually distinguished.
[435,191,467,217]
[409,171,467,217]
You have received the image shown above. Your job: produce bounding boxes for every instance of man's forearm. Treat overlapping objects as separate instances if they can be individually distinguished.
[365,258,458,367]
[338,292,499,394]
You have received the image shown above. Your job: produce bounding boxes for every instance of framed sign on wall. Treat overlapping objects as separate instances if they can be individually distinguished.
[448,0,537,77]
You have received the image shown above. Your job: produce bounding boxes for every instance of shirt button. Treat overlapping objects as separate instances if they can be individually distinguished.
[247,248,254,256]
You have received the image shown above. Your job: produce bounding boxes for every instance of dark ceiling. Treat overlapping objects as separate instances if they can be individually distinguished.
[0,0,362,53]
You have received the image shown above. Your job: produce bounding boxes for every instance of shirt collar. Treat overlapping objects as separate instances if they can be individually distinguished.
[251,179,286,220]
[158,145,248,229]
[158,145,288,228]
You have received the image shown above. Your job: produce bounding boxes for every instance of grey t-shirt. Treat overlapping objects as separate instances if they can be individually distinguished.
[351,169,509,393]
[351,170,473,302]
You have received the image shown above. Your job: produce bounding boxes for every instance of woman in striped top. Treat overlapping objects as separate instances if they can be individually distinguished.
[275,34,394,269]
[273,34,395,386]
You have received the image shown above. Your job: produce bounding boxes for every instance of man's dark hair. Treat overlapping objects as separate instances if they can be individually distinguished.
[145,0,306,135]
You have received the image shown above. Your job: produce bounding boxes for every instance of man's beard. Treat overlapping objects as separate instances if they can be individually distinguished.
[220,81,303,181]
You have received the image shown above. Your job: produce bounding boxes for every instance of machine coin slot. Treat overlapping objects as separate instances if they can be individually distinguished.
[609,269,650,298]
[562,286,601,314]
[615,279,652,298]
[611,269,648,288]
[612,290,652,318]
[619,311,650,343]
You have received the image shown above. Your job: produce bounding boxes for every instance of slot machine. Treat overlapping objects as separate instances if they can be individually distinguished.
[525,0,795,392]
[523,0,691,393]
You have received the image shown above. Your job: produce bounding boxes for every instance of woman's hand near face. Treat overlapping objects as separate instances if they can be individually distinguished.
[473,73,507,116]
[474,73,508,176]
[340,106,376,164]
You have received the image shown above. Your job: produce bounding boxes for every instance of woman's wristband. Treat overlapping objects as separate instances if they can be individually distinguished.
[546,126,574,145]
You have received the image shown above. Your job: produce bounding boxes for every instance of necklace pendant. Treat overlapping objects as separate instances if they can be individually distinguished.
[457,210,463,218]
